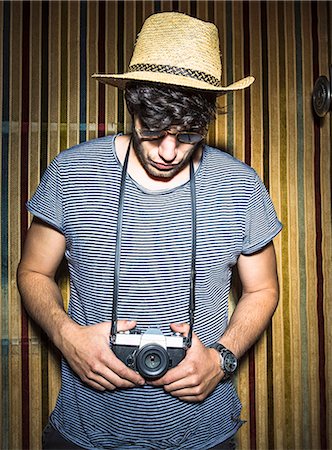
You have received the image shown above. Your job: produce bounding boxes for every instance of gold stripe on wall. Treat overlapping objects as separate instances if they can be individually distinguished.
[68,2,80,148]
[87,1,99,142]
[28,5,43,449]
[214,4,228,159]
[302,4,320,449]
[9,2,23,449]
[285,3,303,448]
[124,1,137,132]
[48,2,61,162]
[105,1,118,135]
[266,3,285,445]
[232,2,245,164]
[249,2,269,446]
[317,2,332,445]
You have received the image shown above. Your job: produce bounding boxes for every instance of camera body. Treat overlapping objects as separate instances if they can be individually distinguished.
[112,328,187,379]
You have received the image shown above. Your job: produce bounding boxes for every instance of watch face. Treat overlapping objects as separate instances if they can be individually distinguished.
[223,352,238,373]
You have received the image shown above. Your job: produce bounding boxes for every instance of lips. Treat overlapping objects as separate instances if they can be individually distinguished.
[151,161,176,170]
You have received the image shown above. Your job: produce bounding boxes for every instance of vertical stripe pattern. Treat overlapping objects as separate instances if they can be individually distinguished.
[311,4,327,449]
[0,2,331,449]
[1,3,10,450]
[20,3,30,448]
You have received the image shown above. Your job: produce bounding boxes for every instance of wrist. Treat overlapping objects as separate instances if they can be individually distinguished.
[52,315,80,352]
[208,343,238,379]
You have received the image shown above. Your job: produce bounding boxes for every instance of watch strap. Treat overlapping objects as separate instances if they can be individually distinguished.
[208,342,237,378]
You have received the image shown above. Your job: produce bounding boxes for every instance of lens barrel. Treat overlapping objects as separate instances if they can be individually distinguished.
[135,344,169,379]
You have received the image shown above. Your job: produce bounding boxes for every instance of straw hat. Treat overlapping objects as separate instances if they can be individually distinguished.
[92,12,254,94]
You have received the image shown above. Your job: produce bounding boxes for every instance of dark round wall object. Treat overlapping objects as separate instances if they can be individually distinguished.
[312,75,331,118]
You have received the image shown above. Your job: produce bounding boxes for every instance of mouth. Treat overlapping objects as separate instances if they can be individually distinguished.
[150,161,177,171]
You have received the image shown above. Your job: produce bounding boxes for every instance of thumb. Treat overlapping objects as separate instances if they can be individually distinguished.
[116,319,137,332]
[170,322,190,336]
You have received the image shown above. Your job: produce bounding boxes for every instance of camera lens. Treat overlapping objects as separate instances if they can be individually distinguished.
[136,344,169,379]
[145,353,161,369]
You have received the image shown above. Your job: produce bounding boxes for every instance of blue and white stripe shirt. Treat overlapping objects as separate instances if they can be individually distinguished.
[27,134,282,449]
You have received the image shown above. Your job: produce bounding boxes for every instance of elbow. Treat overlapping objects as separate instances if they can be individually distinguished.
[272,286,280,313]
[16,261,25,290]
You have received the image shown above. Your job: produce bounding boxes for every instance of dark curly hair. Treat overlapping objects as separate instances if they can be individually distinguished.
[125,82,217,131]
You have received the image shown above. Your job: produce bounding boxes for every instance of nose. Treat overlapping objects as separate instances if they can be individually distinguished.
[158,134,178,162]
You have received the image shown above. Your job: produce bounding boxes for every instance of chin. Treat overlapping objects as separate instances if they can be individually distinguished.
[147,167,178,180]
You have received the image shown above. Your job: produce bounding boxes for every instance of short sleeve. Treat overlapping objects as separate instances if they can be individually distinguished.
[242,173,282,254]
[27,156,63,233]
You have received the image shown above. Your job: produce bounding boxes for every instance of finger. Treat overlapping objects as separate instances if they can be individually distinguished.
[148,363,188,386]
[177,395,204,403]
[101,355,145,386]
[147,369,179,386]
[170,323,201,349]
[166,382,205,396]
[149,358,192,386]
[149,363,192,386]
[85,381,106,392]
[170,322,190,336]
[92,320,137,337]
[83,361,140,390]
[166,384,210,402]
[116,319,137,332]
[94,365,142,389]
[81,375,110,392]
[162,377,197,393]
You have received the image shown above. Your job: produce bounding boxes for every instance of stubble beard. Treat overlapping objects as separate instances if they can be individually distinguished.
[131,130,198,181]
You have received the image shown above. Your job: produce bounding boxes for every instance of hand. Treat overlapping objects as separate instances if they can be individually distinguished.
[149,323,224,402]
[59,319,145,391]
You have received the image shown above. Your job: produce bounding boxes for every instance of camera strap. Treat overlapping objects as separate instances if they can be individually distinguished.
[111,136,197,349]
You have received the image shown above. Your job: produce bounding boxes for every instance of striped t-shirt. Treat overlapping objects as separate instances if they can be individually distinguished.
[27,134,282,450]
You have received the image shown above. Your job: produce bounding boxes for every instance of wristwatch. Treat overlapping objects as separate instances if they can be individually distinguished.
[208,343,238,379]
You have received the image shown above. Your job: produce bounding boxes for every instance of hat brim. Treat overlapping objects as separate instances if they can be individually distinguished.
[91,72,255,95]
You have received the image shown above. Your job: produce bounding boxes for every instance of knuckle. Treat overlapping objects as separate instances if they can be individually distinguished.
[117,379,131,389]
[83,369,93,380]
[81,375,89,383]
[90,361,102,374]
[116,366,127,378]
[195,385,204,396]
[187,365,196,376]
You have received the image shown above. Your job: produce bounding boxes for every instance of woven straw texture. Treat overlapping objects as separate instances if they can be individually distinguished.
[0,2,331,450]
[92,11,254,92]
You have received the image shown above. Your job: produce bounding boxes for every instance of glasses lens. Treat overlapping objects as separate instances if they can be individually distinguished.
[177,132,203,144]
[138,129,164,140]
[136,128,204,144]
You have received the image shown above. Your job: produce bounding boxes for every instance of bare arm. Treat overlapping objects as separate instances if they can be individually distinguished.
[218,241,279,358]
[17,218,145,390]
[150,241,279,402]
[17,218,70,344]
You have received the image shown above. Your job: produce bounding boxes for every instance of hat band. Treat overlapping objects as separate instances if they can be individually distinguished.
[128,63,221,87]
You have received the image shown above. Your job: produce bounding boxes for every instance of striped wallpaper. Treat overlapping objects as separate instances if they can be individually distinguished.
[0,1,331,449]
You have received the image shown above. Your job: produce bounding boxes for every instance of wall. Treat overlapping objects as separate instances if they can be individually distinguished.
[0,1,331,449]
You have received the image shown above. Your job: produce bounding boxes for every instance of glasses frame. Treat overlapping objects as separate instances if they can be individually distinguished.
[135,127,206,144]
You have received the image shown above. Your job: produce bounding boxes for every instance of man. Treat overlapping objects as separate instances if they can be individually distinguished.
[17,12,282,450]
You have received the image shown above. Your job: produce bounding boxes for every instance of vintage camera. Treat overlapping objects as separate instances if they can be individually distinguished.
[112,328,187,379]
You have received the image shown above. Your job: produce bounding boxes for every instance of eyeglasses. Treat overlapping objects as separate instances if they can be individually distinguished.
[135,127,205,144]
